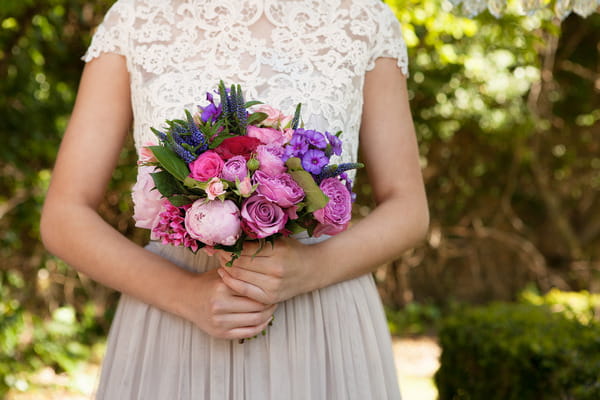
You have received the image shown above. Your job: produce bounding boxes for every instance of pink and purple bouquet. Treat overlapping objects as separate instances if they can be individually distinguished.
[133,81,362,264]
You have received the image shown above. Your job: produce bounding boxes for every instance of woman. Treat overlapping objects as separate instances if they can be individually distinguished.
[41,0,428,398]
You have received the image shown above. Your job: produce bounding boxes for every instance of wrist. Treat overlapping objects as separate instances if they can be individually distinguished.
[304,241,334,291]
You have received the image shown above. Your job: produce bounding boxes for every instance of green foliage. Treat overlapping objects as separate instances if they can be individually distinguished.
[435,296,600,399]
[386,302,442,336]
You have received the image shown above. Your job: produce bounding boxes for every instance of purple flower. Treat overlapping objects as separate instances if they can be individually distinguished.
[284,133,309,159]
[326,131,342,156]
[199,91,222,122]
[303,129,327,149]
[221,155,248,182]
[301,149,328,174]
[313,178,352,237]
[241,195,288,239]
[253,170,304,208]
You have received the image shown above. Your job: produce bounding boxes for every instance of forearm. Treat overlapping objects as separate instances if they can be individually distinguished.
[41,201,196,320]
[311,193,429,289]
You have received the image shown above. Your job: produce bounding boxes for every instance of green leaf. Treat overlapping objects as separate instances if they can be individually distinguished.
[148,146,190,182]
[183,177,208,190]
[285,221,306,235]
[244,100,263,108]
[167,195,198,207]
[150,170,187,198]
[291,103,302,129]
[247,112,268,126]
[285,158,329,213]
[209,134,238,149]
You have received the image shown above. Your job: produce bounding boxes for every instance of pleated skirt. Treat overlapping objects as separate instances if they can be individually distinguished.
[94,240,401,399]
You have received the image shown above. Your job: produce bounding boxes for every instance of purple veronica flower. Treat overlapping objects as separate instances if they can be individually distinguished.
[303,130,327,149]
[302,149,328,174]
[326,131,342,156]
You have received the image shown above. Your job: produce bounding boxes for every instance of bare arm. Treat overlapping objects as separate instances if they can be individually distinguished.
[218,58,429,303]
[41,54,275,339]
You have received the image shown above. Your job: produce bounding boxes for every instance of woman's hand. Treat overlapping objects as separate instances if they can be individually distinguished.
[215,238,319,305]
[184,268,277,340]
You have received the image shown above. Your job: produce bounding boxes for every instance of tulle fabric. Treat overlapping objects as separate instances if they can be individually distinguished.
[94,240,401,399]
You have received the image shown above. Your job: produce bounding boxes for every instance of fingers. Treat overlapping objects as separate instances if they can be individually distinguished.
[211,292,270,313]
[218,267,275,304]
[224,317,273,340]
[216,304,276,329]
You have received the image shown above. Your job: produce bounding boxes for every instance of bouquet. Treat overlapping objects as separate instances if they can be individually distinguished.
[132,81,362,264]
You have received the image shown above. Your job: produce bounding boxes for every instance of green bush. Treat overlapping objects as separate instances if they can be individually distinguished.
[435,301,600,400]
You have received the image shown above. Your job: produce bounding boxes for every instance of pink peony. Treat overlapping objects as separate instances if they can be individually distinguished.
[185,199,241,246]
[247,125,287,146]
[253,105,285,128]
[313,178,352,237]
[206,177,226,200]
[253,170,304,208]
[241,195,288,239]
[132,166,166,231]
[221,155,248,182]
[256,144,286,176]
[138,141,158,165]
[188,151,224,182]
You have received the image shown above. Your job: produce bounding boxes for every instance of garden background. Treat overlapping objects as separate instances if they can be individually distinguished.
[1,0,599,398]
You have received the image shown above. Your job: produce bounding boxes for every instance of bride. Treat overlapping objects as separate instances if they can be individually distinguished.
[41,0,428,398]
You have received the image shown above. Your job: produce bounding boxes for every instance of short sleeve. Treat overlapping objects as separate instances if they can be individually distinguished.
[81,0,134,62]
[366,2,409,76]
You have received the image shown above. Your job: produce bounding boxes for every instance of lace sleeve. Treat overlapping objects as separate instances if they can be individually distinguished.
[81,0,133,62]
[366,2,409,76]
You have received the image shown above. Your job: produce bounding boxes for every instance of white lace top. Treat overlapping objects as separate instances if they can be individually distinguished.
[83,0,408,170]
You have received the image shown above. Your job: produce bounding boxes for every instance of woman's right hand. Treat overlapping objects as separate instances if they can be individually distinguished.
[184,268,277,340]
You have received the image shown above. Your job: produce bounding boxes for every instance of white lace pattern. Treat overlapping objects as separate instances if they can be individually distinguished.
[83,0,408,174]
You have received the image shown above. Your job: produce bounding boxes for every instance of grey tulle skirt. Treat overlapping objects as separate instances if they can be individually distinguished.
[94,240,401,399]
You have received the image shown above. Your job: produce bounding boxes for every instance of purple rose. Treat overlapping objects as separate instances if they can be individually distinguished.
[221,155,248,182]
[253,170,304,208]
[185,199,242,246]
[256,144,285,176]
[301,149,329,174]
[313,178,352,237]
[241,195,288,239]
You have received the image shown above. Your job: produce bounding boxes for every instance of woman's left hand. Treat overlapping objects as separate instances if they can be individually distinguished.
[216,238,320,305]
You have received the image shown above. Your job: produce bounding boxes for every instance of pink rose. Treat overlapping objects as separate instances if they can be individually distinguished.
[221,155,248,182]
[254,105,285,127]
[138,141,158,165]
[237,176,253,197]
[247,125,287,146]
[185,199,242,246]
[253,170,304,208]
[256,144,285,176]
[241,195,288,239]
[206,177,226,200]
[132,166,166,231]
[313,178,352,237]
[188,151,224,181]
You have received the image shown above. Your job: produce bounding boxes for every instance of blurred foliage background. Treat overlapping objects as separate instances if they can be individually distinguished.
[0,0,598,397]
